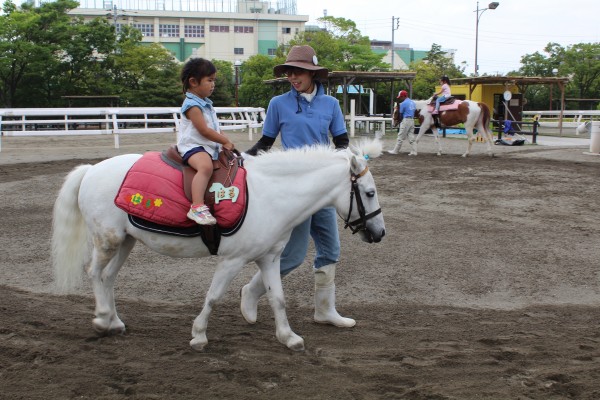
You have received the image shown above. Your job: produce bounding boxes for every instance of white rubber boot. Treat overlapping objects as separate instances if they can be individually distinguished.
[240,271,266,324]
[313,264,356,328]
[387,143,401,155]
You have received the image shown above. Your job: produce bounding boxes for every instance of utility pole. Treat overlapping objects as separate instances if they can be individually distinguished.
[391,16,399,116]
[391,16,399,70]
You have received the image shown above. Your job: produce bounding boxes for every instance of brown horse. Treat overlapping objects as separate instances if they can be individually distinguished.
[413,98,494,157]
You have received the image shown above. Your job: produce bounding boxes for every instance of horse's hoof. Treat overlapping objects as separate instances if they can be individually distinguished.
[92,318,109,334]
[190,336,208,351]
[240,285,258,324]
[93,318,126,336]
[108,326,126,336]
[287,337,305,352]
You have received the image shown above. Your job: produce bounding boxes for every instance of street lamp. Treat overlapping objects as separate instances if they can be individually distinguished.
[474,1,499,76]
[234,60,242,107]
[549,67,558,110]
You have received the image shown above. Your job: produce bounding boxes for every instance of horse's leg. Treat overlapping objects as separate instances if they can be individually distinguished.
[430,126,443,156]
[256,255,304,351]
[89,236,136,335]
[463,124,477,157]
[479,122,495,157]
[190,257,246,351]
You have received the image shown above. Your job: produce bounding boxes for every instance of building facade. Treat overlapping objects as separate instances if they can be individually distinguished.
[67,0,308,63]
[29,0,434,68]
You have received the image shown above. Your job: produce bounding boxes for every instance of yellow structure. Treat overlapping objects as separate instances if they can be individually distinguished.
[435,79,520,120]
[448,83,518,106]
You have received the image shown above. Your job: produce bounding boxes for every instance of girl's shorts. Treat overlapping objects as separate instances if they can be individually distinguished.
[182,146,208,165]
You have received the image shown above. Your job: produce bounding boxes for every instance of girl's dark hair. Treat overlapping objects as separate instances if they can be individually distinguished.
[440,75,451,85]
[180,58,217,94]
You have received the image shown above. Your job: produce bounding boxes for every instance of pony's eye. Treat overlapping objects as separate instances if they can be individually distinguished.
[366,191,375,198]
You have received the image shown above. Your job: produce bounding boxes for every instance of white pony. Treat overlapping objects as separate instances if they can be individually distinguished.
[51,139,386,352]
[413,98,495,157]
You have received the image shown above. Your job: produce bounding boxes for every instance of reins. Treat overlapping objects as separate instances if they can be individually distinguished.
[343,165,382,235]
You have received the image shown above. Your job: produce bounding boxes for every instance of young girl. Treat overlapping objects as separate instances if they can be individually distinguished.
[433,75,451,114]
[178,58,234,225]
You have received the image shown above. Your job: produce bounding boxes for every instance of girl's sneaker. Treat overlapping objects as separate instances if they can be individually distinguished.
[187,204,217,225]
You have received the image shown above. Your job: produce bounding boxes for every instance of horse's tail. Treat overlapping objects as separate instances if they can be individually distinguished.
[52,164,92,293]
[478,102,492,135]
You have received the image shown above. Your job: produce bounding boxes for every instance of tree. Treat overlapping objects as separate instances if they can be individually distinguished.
[108,26,181,106]
[518,42,600,109]
[210,59,235,106]
[0,1,181,107]
[409,43,466,100]
[291,17,387,72]
[0,0,80,107]
[236,55,278,109]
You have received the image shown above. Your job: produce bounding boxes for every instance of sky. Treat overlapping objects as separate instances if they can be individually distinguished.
[296,0,600,75]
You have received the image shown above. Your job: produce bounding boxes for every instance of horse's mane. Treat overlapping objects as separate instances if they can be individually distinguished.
[245,139,382,175]
[247,145,349,175]
[413,99,431,111]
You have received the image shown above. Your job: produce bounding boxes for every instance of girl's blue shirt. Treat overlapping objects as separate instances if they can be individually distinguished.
[177,92,221,159]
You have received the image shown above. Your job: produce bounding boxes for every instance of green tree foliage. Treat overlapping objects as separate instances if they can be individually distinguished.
[210,59,235,106]
[0,0,80,107]
[519,42,600,110]
[290,16,387,72]
[236,55,277,109]
[110,26,180,106]
[0,0,181,107]
[409,43,466,100]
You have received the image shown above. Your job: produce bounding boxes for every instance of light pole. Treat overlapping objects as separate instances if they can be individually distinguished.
[549,67,558,110]
[474,1,499,76]
[234,60,242,107]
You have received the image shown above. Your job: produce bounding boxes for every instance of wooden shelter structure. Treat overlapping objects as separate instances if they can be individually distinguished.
[451,76,571,134]
[264,71,416,116]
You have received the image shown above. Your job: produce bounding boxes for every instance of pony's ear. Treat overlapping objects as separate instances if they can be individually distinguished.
[350,138,383,159]
[350,153,367,174]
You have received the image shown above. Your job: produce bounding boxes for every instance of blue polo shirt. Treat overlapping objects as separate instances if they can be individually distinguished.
[262,82,347,150]
[399,98,416,119]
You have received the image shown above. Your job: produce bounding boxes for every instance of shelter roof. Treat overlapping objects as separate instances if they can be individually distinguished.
[451,76,570,88]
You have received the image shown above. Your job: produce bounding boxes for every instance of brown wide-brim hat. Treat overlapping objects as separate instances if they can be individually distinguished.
[273,45,329,80]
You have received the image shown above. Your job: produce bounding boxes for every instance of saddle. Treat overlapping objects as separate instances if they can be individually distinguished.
[428,96,462,113]
[114,146,248,255]
[163,145,244,210]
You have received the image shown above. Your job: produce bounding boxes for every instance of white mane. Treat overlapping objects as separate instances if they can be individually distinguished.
[413,99,430,112]
[245,139,382,175]
[246,145,349,175]
[350,138,383,159]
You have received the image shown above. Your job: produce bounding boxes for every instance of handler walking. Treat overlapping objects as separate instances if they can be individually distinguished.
[240,45,355,328]
[388,90,417,156]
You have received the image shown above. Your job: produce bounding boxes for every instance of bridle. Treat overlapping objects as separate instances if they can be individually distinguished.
[343,165,382,235]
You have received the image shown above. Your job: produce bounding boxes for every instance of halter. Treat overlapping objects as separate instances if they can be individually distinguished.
[343,165,382,235]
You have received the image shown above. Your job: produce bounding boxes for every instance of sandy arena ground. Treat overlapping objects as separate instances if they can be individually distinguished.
[1,131,599,399]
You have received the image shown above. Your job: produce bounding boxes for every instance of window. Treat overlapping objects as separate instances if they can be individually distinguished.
[267,48,277,56]
[209,25,230,33]
[159,24,179,38]
[234,26,254,34]
[234,48,244,55]
[282,27,291,34]
[132,23,154,37]
[184,25,205,38]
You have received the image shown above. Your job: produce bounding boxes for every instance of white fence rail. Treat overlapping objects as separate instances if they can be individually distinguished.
[0,106,265,151]
[345,99,392,137]
[523,110,600,134]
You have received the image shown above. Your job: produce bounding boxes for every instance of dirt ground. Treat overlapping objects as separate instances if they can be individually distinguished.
[1,131,600,399]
